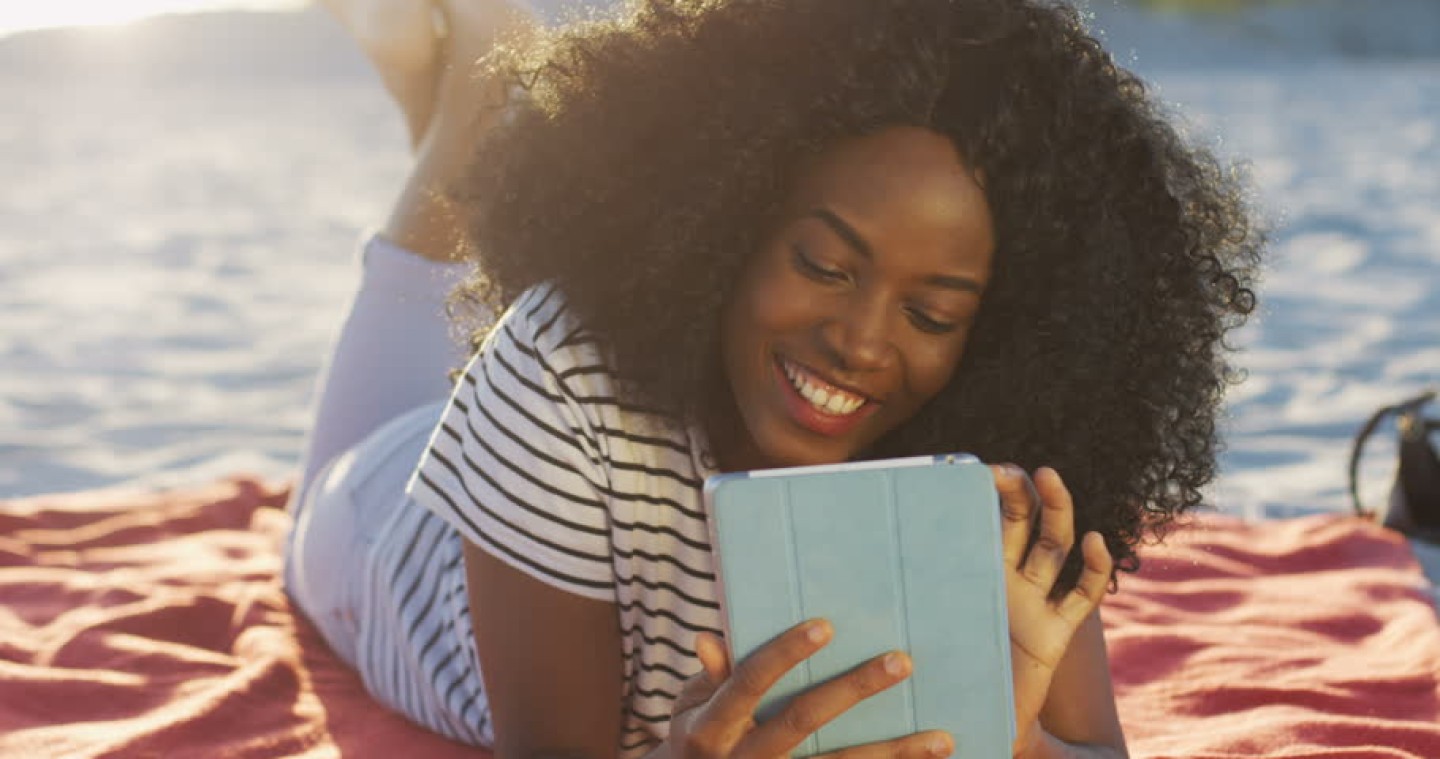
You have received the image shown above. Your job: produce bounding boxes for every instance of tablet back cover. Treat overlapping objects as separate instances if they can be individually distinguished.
[705,457,1013,757]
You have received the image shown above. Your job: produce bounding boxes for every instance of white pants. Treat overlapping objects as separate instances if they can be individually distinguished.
[283,233,469,668]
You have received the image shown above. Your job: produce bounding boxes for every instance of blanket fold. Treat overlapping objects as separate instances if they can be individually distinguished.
[2,477,1438,758]
[1103,514,1440,758]
[0,478,477,759]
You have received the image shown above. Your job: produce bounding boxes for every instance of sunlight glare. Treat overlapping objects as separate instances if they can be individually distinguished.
[0,0,306,37]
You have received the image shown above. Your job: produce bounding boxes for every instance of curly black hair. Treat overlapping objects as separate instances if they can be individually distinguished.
[450,0,1263,593]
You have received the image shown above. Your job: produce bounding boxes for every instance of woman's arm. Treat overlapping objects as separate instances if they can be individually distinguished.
[465,541,948,759]
[1030,611,1128,758]
[464,540,626,758]
[993,465,1127,759]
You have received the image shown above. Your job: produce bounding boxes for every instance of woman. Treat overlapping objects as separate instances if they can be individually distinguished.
[286,0,1262,756]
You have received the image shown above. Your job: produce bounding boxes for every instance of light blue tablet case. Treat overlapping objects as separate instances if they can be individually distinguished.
[704,455,1014,757]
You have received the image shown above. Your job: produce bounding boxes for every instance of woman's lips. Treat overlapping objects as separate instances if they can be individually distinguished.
[772,356,879,438]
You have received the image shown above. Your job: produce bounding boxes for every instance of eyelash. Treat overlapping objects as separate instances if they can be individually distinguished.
[791,245,959,335]
[905,308,958,335]
[792,246,848,284]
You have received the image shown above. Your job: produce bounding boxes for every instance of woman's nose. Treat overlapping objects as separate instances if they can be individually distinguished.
[819,293,895,372]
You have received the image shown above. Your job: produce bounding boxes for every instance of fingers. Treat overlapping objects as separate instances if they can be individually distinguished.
[992,463,1037,569]
[995,465,1080,588]
[1057,532,1115,624]
[813,730,954,759]
[736,650,917,757]
[695,631,732,682]
[703,619,834,727]
[671,633,729,718]
[680,624,943,758]
[1024,467,1076,587]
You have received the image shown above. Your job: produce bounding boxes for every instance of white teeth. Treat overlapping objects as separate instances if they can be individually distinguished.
[780,359,867,417]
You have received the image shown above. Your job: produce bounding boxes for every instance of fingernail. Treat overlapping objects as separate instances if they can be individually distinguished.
[883,652,906,676]
[806,621,829,644]
[929,735,953,757]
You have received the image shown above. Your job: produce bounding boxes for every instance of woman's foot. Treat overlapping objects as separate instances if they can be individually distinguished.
[321,0,446,147]
[324,0,537,148]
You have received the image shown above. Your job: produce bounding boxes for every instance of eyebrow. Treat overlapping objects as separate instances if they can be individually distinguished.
[805,207,984,295]
[807,207,874,260]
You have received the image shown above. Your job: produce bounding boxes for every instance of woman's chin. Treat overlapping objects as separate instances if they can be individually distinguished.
[746,424,860,470]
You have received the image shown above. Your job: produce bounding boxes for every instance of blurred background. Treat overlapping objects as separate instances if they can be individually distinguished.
[1,0,1437,520]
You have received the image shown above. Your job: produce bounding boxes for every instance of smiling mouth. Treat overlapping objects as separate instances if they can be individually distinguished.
[777,357,873,417]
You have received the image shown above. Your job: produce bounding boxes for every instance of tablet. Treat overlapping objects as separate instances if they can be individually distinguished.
[703,454,1014,757]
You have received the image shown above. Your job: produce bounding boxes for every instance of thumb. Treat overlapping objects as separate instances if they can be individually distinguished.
[695,632,732,681]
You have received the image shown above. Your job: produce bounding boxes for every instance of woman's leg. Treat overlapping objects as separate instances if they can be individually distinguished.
[380,0,536,263]
[286,0,539,665]
[291,236,470,502]
[294,0,539,500]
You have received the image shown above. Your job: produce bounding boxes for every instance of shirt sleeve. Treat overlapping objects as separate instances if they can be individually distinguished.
[409,287,615,601]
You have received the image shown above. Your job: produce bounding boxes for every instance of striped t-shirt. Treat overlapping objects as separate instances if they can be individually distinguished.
[407,283,724,755]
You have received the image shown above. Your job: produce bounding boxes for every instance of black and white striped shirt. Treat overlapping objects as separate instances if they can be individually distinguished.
[405,284,724,755]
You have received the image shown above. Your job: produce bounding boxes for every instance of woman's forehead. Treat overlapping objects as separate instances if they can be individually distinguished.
[788,127,980,206]
[781,127,994,267]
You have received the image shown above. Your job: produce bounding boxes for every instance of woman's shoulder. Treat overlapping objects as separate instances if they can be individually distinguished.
[481,283,611,387]
[485,284,699,462]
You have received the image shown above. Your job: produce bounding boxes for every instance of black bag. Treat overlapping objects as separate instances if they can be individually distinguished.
[1348,389,1440,543]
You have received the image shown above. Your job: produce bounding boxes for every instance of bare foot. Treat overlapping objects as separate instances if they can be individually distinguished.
[322,0,445,147]
[383,0,540,261]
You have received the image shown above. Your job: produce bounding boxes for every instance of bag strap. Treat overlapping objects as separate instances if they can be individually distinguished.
[1348,389,1437,517]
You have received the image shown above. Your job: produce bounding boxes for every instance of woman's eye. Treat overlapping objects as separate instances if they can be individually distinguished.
[905,307,959,335]
[791,246,848,284]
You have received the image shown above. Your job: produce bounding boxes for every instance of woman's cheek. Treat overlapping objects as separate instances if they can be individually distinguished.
[911,337,968,401]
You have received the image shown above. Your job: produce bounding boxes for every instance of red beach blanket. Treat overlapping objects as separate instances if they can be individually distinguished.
[1,476,1438,758]
[1104,513,1440,758]
[0,477,476,759]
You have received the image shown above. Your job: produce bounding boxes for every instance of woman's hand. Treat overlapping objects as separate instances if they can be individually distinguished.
[657,622,954,759]
[991,465,1115,758]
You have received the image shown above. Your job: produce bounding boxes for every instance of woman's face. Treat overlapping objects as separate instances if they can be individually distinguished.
[714,126,996,471]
